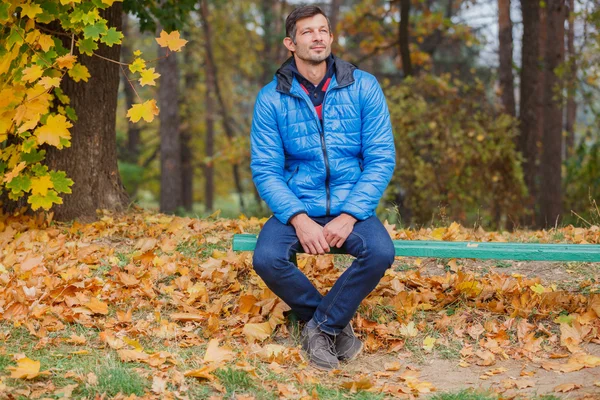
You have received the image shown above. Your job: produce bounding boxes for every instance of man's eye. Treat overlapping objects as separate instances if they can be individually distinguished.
[321,30,328,33]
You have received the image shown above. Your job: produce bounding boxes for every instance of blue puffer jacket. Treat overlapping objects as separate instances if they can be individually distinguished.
[250,55,395,224]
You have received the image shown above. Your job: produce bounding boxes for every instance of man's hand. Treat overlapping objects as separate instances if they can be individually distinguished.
[323,214,356,248]
[290,214,330,255]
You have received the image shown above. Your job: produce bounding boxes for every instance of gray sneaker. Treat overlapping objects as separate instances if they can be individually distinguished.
[300,319,339,370]
[334,323,363,361]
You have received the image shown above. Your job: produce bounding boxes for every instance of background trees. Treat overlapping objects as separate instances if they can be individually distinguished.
[3,0,600,229]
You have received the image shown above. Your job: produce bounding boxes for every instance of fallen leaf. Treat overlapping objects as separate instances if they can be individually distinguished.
[243,322,272,343]
[152,376,167,394]
[84,297,108,315]
[203,339,234,363]
[514,379,534,389]
[184,365,216,380]
[340,376,373,392]
[554,383,581,393]
[8,357,42,379]
[384,361,402,371]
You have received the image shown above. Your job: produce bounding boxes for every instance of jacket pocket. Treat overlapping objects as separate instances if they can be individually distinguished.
[286,165,300,185]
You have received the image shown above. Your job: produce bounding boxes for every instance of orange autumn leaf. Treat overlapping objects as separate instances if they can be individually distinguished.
[84,297,108,315]
[184,365,216,380]
[554,383,581,393]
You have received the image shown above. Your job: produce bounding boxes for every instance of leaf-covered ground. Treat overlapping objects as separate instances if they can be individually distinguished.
[0,209,599,399]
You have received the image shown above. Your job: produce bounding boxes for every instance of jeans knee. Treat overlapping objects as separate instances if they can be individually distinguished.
[367,241,395,272]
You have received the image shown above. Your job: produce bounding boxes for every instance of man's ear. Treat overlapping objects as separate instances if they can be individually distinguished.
[283,37,296,52]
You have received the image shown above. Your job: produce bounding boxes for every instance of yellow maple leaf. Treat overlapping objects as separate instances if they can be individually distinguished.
[530,283,546,295]
[68,63,90,82]
[184,365,216,380]
[127,99,159,123]
[22,65,44,83]
[38,34,55,52]
[139,67,160,86]
[38,77,61,89]
[60,0,81,4]
[20,3,43,19]
[155,30,188,52]
[31,175,53,196]
[56,54,77,69]
[8,357,41,379]
[3,161,26,183]
[35,114,72,147]
[423,336,436,352]
[101,0,120,5]
[128,58,146,73]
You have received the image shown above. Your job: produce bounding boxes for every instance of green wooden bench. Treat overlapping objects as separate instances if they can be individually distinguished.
[232,233,600,262]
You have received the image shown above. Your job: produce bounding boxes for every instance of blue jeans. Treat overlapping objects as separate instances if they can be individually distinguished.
[252,215,395,335]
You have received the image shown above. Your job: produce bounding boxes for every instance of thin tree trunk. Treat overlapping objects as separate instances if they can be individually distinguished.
[45,3,128,221]
[540,0,565,227]
[498,0,516,117]
[205,58,215,213]
[399,0,412,77]
[518,0,541,226]
[329,0,342,34]
[199,0,246,212]
[565,0,577,158]
[181,43,195,212]
[157,25,182,214]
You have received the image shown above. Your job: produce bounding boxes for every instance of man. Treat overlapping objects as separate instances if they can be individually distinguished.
[250,5,395,370]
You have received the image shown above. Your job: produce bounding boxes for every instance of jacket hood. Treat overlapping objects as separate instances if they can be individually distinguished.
[275,54,357,93]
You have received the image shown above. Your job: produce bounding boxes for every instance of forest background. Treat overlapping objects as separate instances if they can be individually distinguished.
[2,0,600,229]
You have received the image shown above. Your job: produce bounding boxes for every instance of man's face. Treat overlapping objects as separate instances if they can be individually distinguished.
[287,14,333,65]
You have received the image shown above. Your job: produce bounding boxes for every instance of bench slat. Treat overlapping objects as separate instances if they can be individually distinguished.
[232,234,600,262]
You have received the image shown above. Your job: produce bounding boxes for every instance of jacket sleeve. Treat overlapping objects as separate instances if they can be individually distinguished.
[340,75,395,220]
[251,89,307,224]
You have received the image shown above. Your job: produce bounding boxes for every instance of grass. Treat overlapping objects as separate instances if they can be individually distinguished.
[310,384,386,400]
[430,389,498,400]
[82,362,149,397]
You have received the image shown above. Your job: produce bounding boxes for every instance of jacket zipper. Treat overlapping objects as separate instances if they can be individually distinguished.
[289,80,353,216]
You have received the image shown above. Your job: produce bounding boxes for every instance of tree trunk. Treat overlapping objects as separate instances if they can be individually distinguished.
[199,0,246,212]
[329,0,342,34]
[565,0,577,158]
[45,3,128,221]
[181,44,195,212]
[204,49,215,214]
[121,13,141,166]
[498,0,516,117]
[518,0,541,226]
[540,0,565,227]
[399,0,412,77]
[261,0,277,85]
[157,26,182,214]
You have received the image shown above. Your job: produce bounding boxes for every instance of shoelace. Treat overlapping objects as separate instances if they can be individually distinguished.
[311,331,336,355]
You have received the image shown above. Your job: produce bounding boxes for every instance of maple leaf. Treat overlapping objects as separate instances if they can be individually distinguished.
[49,171,73,194]
[139,68,160,87]
[203,339,234,363]
[128,58,146,74]
[341,376,373,392]
[243,321,272,343]
[101,27,123,46]
[37,34,55,52]
[20,3,43,19]
[101,0,120,6]
[22,65,44,82]
[554,383,581,393]
[8,357,42,379]
[423,336,436,352]
[84,297,108,315]
[127,99,159,123]
[56,54,77,69]
[30,175,53,196]
[68,63,90,82]
[38,76,61,89]
[156,30,188,52]
[184,365,216,380]
[28,189,62,210]
[35,114,72,148]
[3,161,26,183]
[399,321,418,337]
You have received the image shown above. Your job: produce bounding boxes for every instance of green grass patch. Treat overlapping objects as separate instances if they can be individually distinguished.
[429,389,498,400]
[310,384,385,400]
[81,362,149,397]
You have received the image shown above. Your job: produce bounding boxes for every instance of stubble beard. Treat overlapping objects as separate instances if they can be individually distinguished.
[295,45,331,66]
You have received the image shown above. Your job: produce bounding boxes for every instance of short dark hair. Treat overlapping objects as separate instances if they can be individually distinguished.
[285,5,332,43]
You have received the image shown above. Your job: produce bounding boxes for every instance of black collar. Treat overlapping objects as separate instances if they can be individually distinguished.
[275,54,357,94]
